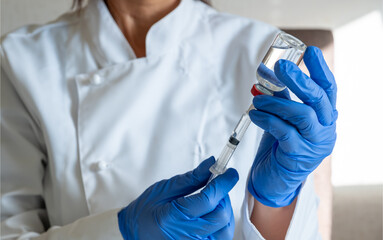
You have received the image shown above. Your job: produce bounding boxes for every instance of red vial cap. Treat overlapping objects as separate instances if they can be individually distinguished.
[251,85,264,97]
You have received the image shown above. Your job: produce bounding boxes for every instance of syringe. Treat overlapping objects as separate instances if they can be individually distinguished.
[208,105,254,181]
[208,32,307,182]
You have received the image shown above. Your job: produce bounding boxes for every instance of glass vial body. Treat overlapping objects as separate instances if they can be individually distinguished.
[255,32,307,95]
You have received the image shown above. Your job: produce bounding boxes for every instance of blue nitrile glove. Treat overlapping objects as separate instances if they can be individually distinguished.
[118,156,239,240]
[248,46,337,207]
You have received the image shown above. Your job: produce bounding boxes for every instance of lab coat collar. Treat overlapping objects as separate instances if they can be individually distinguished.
[83,0,196,67]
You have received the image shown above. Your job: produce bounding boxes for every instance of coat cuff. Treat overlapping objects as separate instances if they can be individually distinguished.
[240,174,321,240]
[42,208,123,240]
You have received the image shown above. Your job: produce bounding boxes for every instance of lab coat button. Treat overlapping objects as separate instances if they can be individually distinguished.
[89,74,103,85]
[96,161,111,171]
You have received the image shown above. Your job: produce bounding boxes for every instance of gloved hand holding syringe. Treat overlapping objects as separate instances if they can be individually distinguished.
[208,32,307,182]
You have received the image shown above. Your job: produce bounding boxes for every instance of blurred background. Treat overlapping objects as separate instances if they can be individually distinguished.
[1,0,382,239]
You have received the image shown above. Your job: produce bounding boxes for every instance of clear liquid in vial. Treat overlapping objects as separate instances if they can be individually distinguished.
[256,46,290,93]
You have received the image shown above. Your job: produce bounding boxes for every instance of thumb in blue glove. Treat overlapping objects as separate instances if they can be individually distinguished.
[118,156,239,240]
[248,46,337,207]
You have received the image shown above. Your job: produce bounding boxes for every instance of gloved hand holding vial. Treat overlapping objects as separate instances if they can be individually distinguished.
[208,32,307,182]
[248,45,337,207]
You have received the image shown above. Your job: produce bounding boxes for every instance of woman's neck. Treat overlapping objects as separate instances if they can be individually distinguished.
[105,0,180,58]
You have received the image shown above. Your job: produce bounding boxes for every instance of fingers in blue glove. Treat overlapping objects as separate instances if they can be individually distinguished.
[304,46,337,109]
[158,156,215,201]
[249,109,300,149]
[274,58,335,126]
[168,195,234,239]
[207,197,235,240]
[252,95,326,143]
[249,108,335,170]
[195,196,234,237]
[119,157,237,240]
[200,195,232,225]
[174,168,239,218]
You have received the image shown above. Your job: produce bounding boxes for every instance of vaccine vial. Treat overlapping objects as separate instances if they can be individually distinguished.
[253,32,307,95]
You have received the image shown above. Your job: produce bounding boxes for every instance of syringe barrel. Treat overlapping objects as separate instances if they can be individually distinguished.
[209,141,237,176]
[209,109,252,180]
[232,111,252,142]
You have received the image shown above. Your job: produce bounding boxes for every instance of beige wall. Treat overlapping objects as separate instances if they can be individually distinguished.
[1,0,72,35]
[212,0,382,29]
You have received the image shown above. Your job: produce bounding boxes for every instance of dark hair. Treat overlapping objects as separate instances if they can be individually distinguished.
[72,0,211,10]
[72,0,84,10]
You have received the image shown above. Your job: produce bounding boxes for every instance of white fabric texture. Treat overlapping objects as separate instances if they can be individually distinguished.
[1,0,320,239]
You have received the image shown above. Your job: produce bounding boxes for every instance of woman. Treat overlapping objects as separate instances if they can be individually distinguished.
[1,0,337,239]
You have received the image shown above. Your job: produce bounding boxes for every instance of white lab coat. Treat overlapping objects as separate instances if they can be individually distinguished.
[0,0,320,239]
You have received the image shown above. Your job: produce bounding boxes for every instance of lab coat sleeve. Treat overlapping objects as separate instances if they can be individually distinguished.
[239,174,321,240]
[0,59,123,240]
